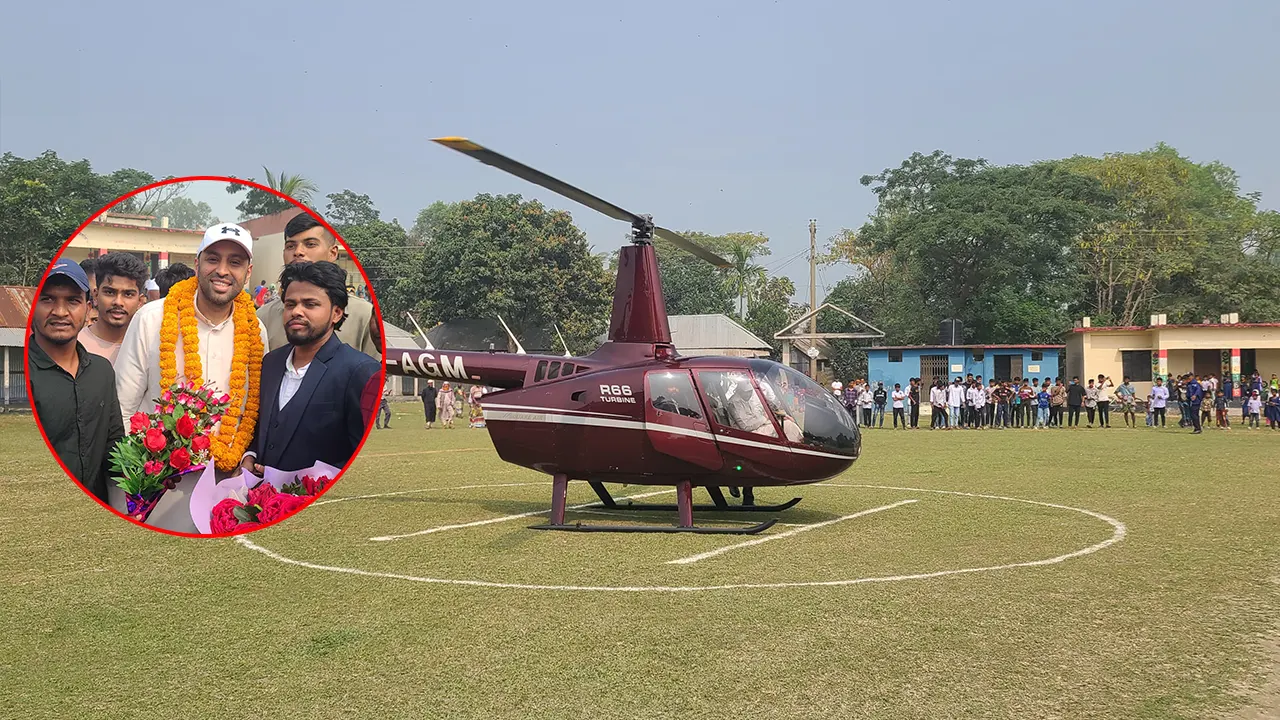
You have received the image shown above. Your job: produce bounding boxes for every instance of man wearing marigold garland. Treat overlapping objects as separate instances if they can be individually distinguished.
[115,223,269,498]
[241,260,380,474]
[257,212,382,361]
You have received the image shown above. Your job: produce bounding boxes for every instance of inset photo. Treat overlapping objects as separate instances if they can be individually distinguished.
[25,177,384,535]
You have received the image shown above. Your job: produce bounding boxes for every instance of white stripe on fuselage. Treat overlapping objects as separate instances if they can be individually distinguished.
[481,406,855,461]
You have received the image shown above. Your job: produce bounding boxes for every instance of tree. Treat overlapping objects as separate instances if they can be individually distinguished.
[0,151,156,285]
[651,234,735,316]
[147,196,218,229]
[341,218,415,321]
[1062,144,1263,326]
[855,154,1112,344]
[722,232,770,318]
[325,190,380,229]
[744,276,802,356]
[415,193,612,352]
[224,167,317,219]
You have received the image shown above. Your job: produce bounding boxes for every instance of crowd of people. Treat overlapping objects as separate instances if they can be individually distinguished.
[830,372,1280,433]
[29,213,384,530]
[374,380,490,430]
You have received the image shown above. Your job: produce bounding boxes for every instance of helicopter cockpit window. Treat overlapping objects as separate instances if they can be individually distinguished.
[697,370,777,438]
[749,359,858,454]
[647,372,702,420]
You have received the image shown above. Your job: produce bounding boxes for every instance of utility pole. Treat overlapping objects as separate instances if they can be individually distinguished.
[809,219,818,380]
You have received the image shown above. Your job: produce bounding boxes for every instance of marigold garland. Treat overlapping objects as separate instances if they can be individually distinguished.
[158,277,262,472]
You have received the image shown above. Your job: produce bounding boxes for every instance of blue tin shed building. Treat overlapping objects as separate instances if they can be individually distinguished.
[865,345,1065,391]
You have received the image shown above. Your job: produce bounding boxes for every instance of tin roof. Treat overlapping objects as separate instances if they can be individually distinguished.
[0,286,34,329]
[669,314,771,352]
[870,344,1064,351]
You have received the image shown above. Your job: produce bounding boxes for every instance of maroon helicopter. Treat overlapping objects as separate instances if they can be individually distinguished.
[382,138,862,535]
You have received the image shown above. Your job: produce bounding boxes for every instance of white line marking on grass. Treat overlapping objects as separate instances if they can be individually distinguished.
[314,482,544,507]
[665,499,918,565]
[367,489,675,541]
[237,484,1128,592]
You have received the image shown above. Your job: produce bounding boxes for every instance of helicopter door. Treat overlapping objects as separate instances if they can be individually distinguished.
[643,370,722,471]
[692,369,793,471]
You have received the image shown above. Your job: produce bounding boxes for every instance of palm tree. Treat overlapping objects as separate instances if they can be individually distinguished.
[262,167,319,205]
[723,239,767,319]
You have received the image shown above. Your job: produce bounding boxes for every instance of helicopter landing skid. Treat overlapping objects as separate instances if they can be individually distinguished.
[587,481,802,513]
[528,477,784,535]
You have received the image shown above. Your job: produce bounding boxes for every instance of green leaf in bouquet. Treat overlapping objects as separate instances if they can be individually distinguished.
[161,413,177,434]
[232,505,260,524]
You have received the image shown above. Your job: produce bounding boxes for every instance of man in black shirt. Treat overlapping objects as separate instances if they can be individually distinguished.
[1066,376,1086,427]
[908,377,921,429]
[27,258,126,502]
[420,379,439,429]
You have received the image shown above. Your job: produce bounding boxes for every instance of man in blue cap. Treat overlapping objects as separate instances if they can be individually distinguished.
[27,257,126,502]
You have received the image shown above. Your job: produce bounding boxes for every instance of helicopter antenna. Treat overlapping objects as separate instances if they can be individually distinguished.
[554,323,572,357]
[496,315,527,355]
[404,311,435,350]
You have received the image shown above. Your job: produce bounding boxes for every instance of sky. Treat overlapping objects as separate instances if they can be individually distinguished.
[3,0,1279,303]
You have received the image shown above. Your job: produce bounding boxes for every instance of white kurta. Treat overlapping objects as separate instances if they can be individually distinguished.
[110,285,268,532]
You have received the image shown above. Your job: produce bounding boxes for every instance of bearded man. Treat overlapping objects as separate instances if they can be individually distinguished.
[113,223,269,530]
[257,212,381,360]
[241,261,380,474]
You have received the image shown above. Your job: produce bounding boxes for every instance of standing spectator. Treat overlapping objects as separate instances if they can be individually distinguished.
[1085,378,1099,427]
[1245,390,1262,428]
[419,379,439,429]
[872,382,888,428]
[947,378,964,430]
[930,380,947,430]
[1036,382,1051,429]
[1186,374,1205,434]
[1150,377,1169,427]
[1267,389,1280,430]
[1020,379,1036,428]
[376,381,393,429]
[891,383,907,429]
[994,381,1012,428]
[1066,377,1085,427]
[842,382,858,419]
[1050,379,1067,427]
[1214,388,1229,430]
[859,384,874,427]
[253,280,269,307]
[1117,377,1138,428]
[908,378,921,429]
[1095,375,1113,428]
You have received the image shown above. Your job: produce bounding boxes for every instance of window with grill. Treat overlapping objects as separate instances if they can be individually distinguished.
[888,350,903,363]
[1121,351,1153,382]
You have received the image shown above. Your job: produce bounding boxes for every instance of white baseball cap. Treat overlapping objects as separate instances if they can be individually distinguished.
[199,223,253,258]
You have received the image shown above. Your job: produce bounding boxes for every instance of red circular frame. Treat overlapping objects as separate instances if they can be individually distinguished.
[23,175,388,538]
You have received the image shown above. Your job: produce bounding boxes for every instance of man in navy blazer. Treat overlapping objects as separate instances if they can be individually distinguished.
[241,261,381,474]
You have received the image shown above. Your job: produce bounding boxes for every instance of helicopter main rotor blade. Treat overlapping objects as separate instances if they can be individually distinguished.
[434,137,732,268]
[654,226,731,268]
[433,137,644,226]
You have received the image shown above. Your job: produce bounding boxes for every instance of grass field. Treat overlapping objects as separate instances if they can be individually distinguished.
[3,404,1280,719]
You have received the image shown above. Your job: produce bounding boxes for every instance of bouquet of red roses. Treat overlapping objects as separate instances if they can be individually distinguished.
[206,470,333,534]
[108,380,231,522]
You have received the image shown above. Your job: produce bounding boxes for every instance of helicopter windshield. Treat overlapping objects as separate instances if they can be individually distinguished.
[749,359,860,455]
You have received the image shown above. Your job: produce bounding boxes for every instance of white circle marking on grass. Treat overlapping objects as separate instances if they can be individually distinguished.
[235,482,1127,593]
